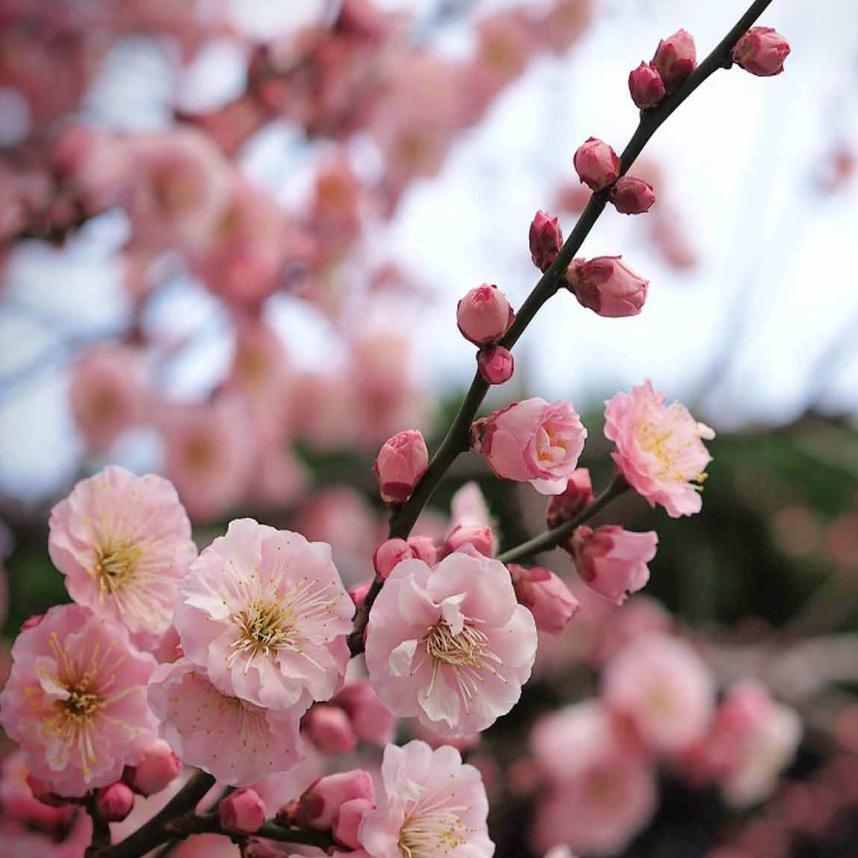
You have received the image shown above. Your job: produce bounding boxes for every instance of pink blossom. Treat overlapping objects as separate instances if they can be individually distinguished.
[95,782,135,822]
[456,284,514,346]
[48,466,196,648]
[566,256,648,317]
[374,430,429,505]
[474,397,587,495]
[365,552,536,737]
[0,604,158,797]
[604,380,715,517]
[174,518,354,712]
[546,469,594,529]
[160,398,255,521]
[602,633,715,755]
[628,63,665,109]
[219,788,266,834]
[732,27,790,77]
[147,659,304,786]
[477,345,515,385]
[571,525,658,605]
[510,565,581,634]
[611,176,656,215]
[358,740,493,858]
[573,138,620,191]
[450,481,492,529]
[335,797,373,850]
[69,345,146,454]
[652,29,697,92]
[529,210,563,272]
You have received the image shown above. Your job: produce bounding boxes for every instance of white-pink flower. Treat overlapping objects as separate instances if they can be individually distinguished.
[147,659,304,787]
[174,519,354,711]
[604,380,714,517]
[365,552,537,737]
[474,397,587,495]
[48,466,196,648]
[0,604,158,797]
[359,740,494,858]
[602,633,715,755]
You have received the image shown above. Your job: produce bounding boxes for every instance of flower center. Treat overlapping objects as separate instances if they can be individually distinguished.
[230,599,297,663]
[95,542,142,594]
[425,621,488,668]
[64,681,102,719]
[399,809,466,858]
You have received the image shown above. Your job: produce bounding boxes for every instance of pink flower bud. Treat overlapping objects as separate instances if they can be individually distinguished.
[125,739,181,796]
[442,523,495,558]
[219,788,266,834]
[303,704,358,754]
[566,256,648,317]
[573,137,621,191]
[95,783,135,823]
[333,681,396,746]
[652,29,697,92]
[732,27,790,77]
[529,210,563,272]
[628,62,666,109]
[509,565,581,634]
[333,797,374,849]
[477,345,514,385]
[456,284,515,346]
[373,538,414,580]
[374,429,429,504]
[406,535,438,566]
[571,525,658,605]
[610,176,656,215]
[293,770,375,830]
[546,468,594,529]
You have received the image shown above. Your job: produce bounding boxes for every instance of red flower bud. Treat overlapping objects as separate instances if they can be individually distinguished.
[529,209,563,272]
[628,62,666,109]
[456,284,515,346]
[477,345,514,385]
[573,137,620,191]
[732,27,790,77]
[652,29,697,92]
[610,176,656,215]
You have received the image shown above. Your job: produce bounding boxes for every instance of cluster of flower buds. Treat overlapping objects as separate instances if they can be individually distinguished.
[572,137,656,216]
[457,283,517,386]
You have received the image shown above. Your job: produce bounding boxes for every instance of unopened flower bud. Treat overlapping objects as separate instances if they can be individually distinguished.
[374,429,429,504]
[291,771,375,830]
[219,788,266,834]
[509,565,581,634]
[303,704,358,755]
[732,27,790,77]
[529,210,563,272]
[333,681,396,746]
[125,739,181,796]
[652,29,697,92]
[546,468,594,529]
[406,535,438,566]
[611,176,656,215]
[477,345,514,385]
[456,284,514,346]
[573,138,621,191]
[566,256,648,317]
[95,783,135,823]
[442,523,495,558]
[628,62,665,109]
[333,797,374,849]
[373,538,414,580]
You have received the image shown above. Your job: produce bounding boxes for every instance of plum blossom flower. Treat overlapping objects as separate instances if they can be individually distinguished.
[0,604,158,797]
[48,466,196,648]
[174,519,354,711]
[147,659,304,787]
[358,740,494,858]
[365,552,537,737]
[473,398,587,495]
[604,380,714,517]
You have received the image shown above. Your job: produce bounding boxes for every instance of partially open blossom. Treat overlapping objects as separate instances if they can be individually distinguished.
[332,681,396,747]
[456,284,514,346]
[473,397,587,495]
[219,788,266,834]
[510,565,581,634]
[732,27,790,77]
[604,380,715,517]
[566,256,648,317]
[611,176,656,215]
[48,466,196,648]
[148,659,304,786]
[477,345,515,385]
[652,29,697,92]
[602,633,715,754]
[365,552,537,737]
[546,468,594,529]
[95,782,134,822]
[374,430,429,505]
[125,738,181,796]
[0,604,158,797]
[571,525,658,605]
[573,138,620,191]
[529,210,563,272]
[174,518,354,712]
[303,704,358,755]
[359,740,493,858]
[441,523,495,558]
[628,62,665,109]
[292,769,375,830]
